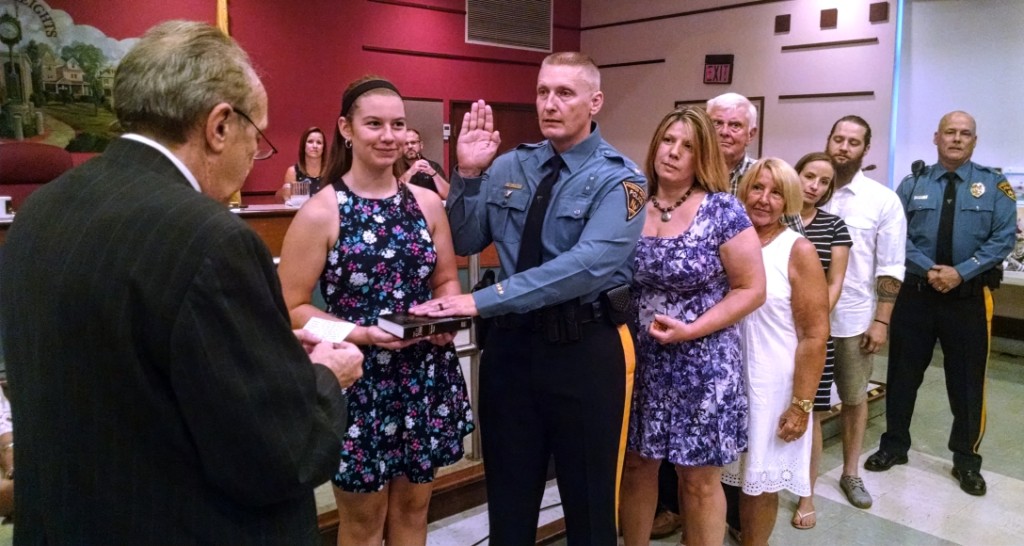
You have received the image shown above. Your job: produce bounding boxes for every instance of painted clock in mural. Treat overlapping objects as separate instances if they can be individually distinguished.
[0,13,23,46]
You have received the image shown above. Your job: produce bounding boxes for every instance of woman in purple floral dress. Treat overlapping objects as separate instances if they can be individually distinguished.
[620,107,765,546]
[278,77,472,546]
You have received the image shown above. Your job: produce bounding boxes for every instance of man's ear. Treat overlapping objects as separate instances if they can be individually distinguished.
[589,90,604,116]
[205,103,234,154]
[748,126,759,143]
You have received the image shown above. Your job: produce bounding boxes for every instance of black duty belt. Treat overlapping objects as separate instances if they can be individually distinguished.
[493,299,604,331]
[490,285,631,344]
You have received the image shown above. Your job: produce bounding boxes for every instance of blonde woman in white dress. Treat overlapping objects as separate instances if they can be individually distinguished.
[722,158,828,546]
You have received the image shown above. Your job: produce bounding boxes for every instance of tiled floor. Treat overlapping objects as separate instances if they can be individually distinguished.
[429,345,1024,546]
[1,346,1018,545]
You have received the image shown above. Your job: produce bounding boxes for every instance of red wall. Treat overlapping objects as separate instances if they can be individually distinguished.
[46,0,581,197]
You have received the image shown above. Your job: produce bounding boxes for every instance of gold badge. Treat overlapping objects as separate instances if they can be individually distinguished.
[998,180,1016,201]
[503,182,523,190]
[622,180,646,220]
[970,182,985,198]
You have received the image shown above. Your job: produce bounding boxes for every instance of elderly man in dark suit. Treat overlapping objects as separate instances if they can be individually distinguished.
[0,20,364,544]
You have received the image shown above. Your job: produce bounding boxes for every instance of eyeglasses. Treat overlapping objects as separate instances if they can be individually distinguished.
[233,107,278,160]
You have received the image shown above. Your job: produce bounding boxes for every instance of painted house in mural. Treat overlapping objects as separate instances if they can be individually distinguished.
[41,51,91,99]
[97,65,114,102]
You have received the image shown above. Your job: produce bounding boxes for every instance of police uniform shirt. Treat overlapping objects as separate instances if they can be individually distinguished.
[896,161,1017,281]
[447,123,647,317]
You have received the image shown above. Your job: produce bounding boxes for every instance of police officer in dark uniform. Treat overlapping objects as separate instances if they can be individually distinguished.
[865,111,1016,496]
[410,52,647,545]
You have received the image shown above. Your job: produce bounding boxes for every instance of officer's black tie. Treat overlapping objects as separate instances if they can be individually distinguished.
[516,154,564,272]
[936,171,958,266]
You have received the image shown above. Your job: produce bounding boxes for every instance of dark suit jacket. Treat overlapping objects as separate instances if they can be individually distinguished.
[0,138,347,545]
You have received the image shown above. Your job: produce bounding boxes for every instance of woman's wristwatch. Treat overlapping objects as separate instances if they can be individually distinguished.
[791,396,813,413]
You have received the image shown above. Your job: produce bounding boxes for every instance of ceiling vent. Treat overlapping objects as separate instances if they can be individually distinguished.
[466,0,552,52]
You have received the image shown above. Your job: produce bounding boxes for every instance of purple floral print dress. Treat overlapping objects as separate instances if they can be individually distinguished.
[628,192,751,467]
[322,181,474,493]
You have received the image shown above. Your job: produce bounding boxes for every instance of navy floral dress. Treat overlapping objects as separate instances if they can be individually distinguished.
[322,180,474,493]
[629,193,751,467]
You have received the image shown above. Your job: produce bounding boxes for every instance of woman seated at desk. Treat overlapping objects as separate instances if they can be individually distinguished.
[276,126,326,203]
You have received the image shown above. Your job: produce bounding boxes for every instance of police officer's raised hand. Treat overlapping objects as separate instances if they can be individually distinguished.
[457,99,501,177]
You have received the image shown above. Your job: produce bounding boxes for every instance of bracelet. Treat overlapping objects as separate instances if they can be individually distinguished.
[873,319,889,326]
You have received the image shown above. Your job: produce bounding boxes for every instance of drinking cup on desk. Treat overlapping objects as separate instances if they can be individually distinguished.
[288,180,310,207]
[0,196,11,217]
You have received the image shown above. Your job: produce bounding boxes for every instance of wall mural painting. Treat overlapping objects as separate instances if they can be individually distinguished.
[0,0,137,152]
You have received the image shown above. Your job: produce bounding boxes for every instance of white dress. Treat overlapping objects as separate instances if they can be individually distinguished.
[721,228,812,496]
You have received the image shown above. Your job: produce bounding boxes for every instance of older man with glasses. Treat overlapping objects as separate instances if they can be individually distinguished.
[0,20,363,544]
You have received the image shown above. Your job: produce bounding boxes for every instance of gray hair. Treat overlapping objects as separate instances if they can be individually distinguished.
[114,20,258,144]
[542,51,601,91]
[706,92,757,130]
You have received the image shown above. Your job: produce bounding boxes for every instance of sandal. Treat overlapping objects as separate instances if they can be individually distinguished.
[791,509,816,530]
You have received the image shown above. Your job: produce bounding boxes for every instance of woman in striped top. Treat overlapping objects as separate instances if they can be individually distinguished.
[792,152,853,530]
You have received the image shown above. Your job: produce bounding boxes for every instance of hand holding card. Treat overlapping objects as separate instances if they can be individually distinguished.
[303,317,357,344]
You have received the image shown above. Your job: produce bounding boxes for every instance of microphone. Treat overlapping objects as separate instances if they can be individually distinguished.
[912,160,926,178]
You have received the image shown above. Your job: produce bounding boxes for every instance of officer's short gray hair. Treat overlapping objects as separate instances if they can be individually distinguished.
[114,20,258,144]
[542,52,601,91]
[706,92,757,130]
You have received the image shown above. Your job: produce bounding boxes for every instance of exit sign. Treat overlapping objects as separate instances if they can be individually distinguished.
[704,55,734,84]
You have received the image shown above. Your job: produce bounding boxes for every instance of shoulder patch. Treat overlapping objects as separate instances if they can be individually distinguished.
[622,180,646,221]
[997,180,1016,201]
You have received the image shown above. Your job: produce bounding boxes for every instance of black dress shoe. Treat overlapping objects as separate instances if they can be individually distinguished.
[864,449,908,471]
[952,468,987,496]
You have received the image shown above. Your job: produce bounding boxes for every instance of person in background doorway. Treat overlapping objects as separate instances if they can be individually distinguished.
[399,128,450,199]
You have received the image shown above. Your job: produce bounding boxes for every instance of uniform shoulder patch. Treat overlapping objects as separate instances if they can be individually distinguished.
[622,180,646,220]
[997,180,1016,201]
